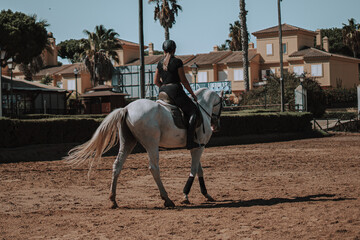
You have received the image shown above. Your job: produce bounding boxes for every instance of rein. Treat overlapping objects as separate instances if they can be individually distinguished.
[197,98,223,121]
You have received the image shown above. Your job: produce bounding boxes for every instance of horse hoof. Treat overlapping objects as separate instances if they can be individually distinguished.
[164,199,175,208]
[205,194,215,202]
[181,199,191,204]
[110,202,118,209]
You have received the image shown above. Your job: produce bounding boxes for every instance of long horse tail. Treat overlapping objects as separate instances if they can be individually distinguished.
[64,108,128,173]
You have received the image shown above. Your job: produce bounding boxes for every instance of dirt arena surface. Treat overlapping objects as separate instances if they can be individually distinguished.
[0,133,359,239]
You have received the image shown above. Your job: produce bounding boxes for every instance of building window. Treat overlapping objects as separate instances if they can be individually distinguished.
[266,44,273,55]
[68,80,76,90]
[57,81,63,89]
[234,69,244,81]
[311,64,323,77]
[218,70,228,81]
[293,66,304,76]
[282,43,287,54]
[198,72,208,83]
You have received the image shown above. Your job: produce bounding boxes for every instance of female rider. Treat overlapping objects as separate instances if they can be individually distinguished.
[154,40,199,150]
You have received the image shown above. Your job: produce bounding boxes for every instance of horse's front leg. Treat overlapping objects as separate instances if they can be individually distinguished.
[182,147,204,204]
[198,162,215,202]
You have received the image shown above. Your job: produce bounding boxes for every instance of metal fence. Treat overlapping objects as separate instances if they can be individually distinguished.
[112,65,158,99]
[112,65,232,99]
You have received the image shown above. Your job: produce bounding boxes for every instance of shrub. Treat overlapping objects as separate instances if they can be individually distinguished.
[239,73,326,117]
[323,87,357,108]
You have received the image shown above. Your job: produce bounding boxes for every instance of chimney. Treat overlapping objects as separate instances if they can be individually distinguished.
[316,29,322,48]
[213,45,219,52]
[323,36,329,52]
[148,42,154,56]
[249,42,254,49]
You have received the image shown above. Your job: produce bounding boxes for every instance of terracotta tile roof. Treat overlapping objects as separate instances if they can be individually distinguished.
[126,54,195,66]
[36,65,73,76]
[176,55,196,64]
[289,47,360,62]
[92,85,112,91]
[289,48,330,58]
[252,23,317,36]
[217,49,258,64]
[117,39,147,49]
[2,76,66,92]
[81,90,128,98]
[57,63,84,75]
[35,63,86,77]
[125,55,163,66]
[184,51,232,67]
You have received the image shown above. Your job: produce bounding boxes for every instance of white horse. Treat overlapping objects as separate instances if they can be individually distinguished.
[65,88,223,208]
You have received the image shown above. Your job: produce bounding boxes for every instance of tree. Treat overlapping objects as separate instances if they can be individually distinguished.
[320,28,353,57]
[342,18,360,58]
[18,55,44,81]
[58,39,86,63]
[240,73,326,117]
[0,10,48,67]
[40,74,53,85]
[226,21,242,51]
[82,25,122,86]
[148,0,182,40]
[239,0,249,92]
[216,43,229,51]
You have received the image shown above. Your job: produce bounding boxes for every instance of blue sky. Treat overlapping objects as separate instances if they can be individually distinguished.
[2,0,360,63]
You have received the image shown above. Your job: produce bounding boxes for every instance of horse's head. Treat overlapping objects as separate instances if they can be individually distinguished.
[210,90,224,132]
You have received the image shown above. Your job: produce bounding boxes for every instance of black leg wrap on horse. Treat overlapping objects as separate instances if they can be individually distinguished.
[183,176,195,195]
[199,177,208,195]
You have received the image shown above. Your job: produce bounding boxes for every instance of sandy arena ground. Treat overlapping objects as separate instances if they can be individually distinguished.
[0,133,359,239]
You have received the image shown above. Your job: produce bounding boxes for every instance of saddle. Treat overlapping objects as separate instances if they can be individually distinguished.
[157,92,202,130]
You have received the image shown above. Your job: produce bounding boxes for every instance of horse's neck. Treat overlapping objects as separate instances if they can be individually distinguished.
[198,91,215,114]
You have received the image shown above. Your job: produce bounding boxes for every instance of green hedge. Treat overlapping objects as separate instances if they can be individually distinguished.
[213,112,313,138]
[322,111,358,120]
[0,112,313,148]
[0,118,102,148]
[17,114,107,119]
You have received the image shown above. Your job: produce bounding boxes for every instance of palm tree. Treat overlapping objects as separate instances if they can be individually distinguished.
[148,0,182,40]
[19,55,43,81]
[82,25,122,86]
[342,18,360,58]
[239,0,249,92]
[226,20,242,51]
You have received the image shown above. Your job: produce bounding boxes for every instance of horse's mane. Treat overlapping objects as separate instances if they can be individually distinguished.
[195,88,216,103]
[195,88,210,98]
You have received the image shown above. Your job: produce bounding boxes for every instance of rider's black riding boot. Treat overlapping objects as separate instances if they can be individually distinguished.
[186,113,199,150]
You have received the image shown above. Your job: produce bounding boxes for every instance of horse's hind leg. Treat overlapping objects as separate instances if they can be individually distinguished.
[109,129,137,209]
[147,146,175,208]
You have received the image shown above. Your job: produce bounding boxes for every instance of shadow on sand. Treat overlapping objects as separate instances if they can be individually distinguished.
[180,194,356,209]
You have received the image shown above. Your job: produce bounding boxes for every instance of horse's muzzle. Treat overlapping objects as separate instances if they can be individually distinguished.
[211,120,221,133]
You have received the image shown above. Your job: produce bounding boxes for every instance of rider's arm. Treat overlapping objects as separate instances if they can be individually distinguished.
[154,68,162,88]
[178,67,197,102]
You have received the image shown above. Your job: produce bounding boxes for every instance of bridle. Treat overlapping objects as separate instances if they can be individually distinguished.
[197,97,223,123]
